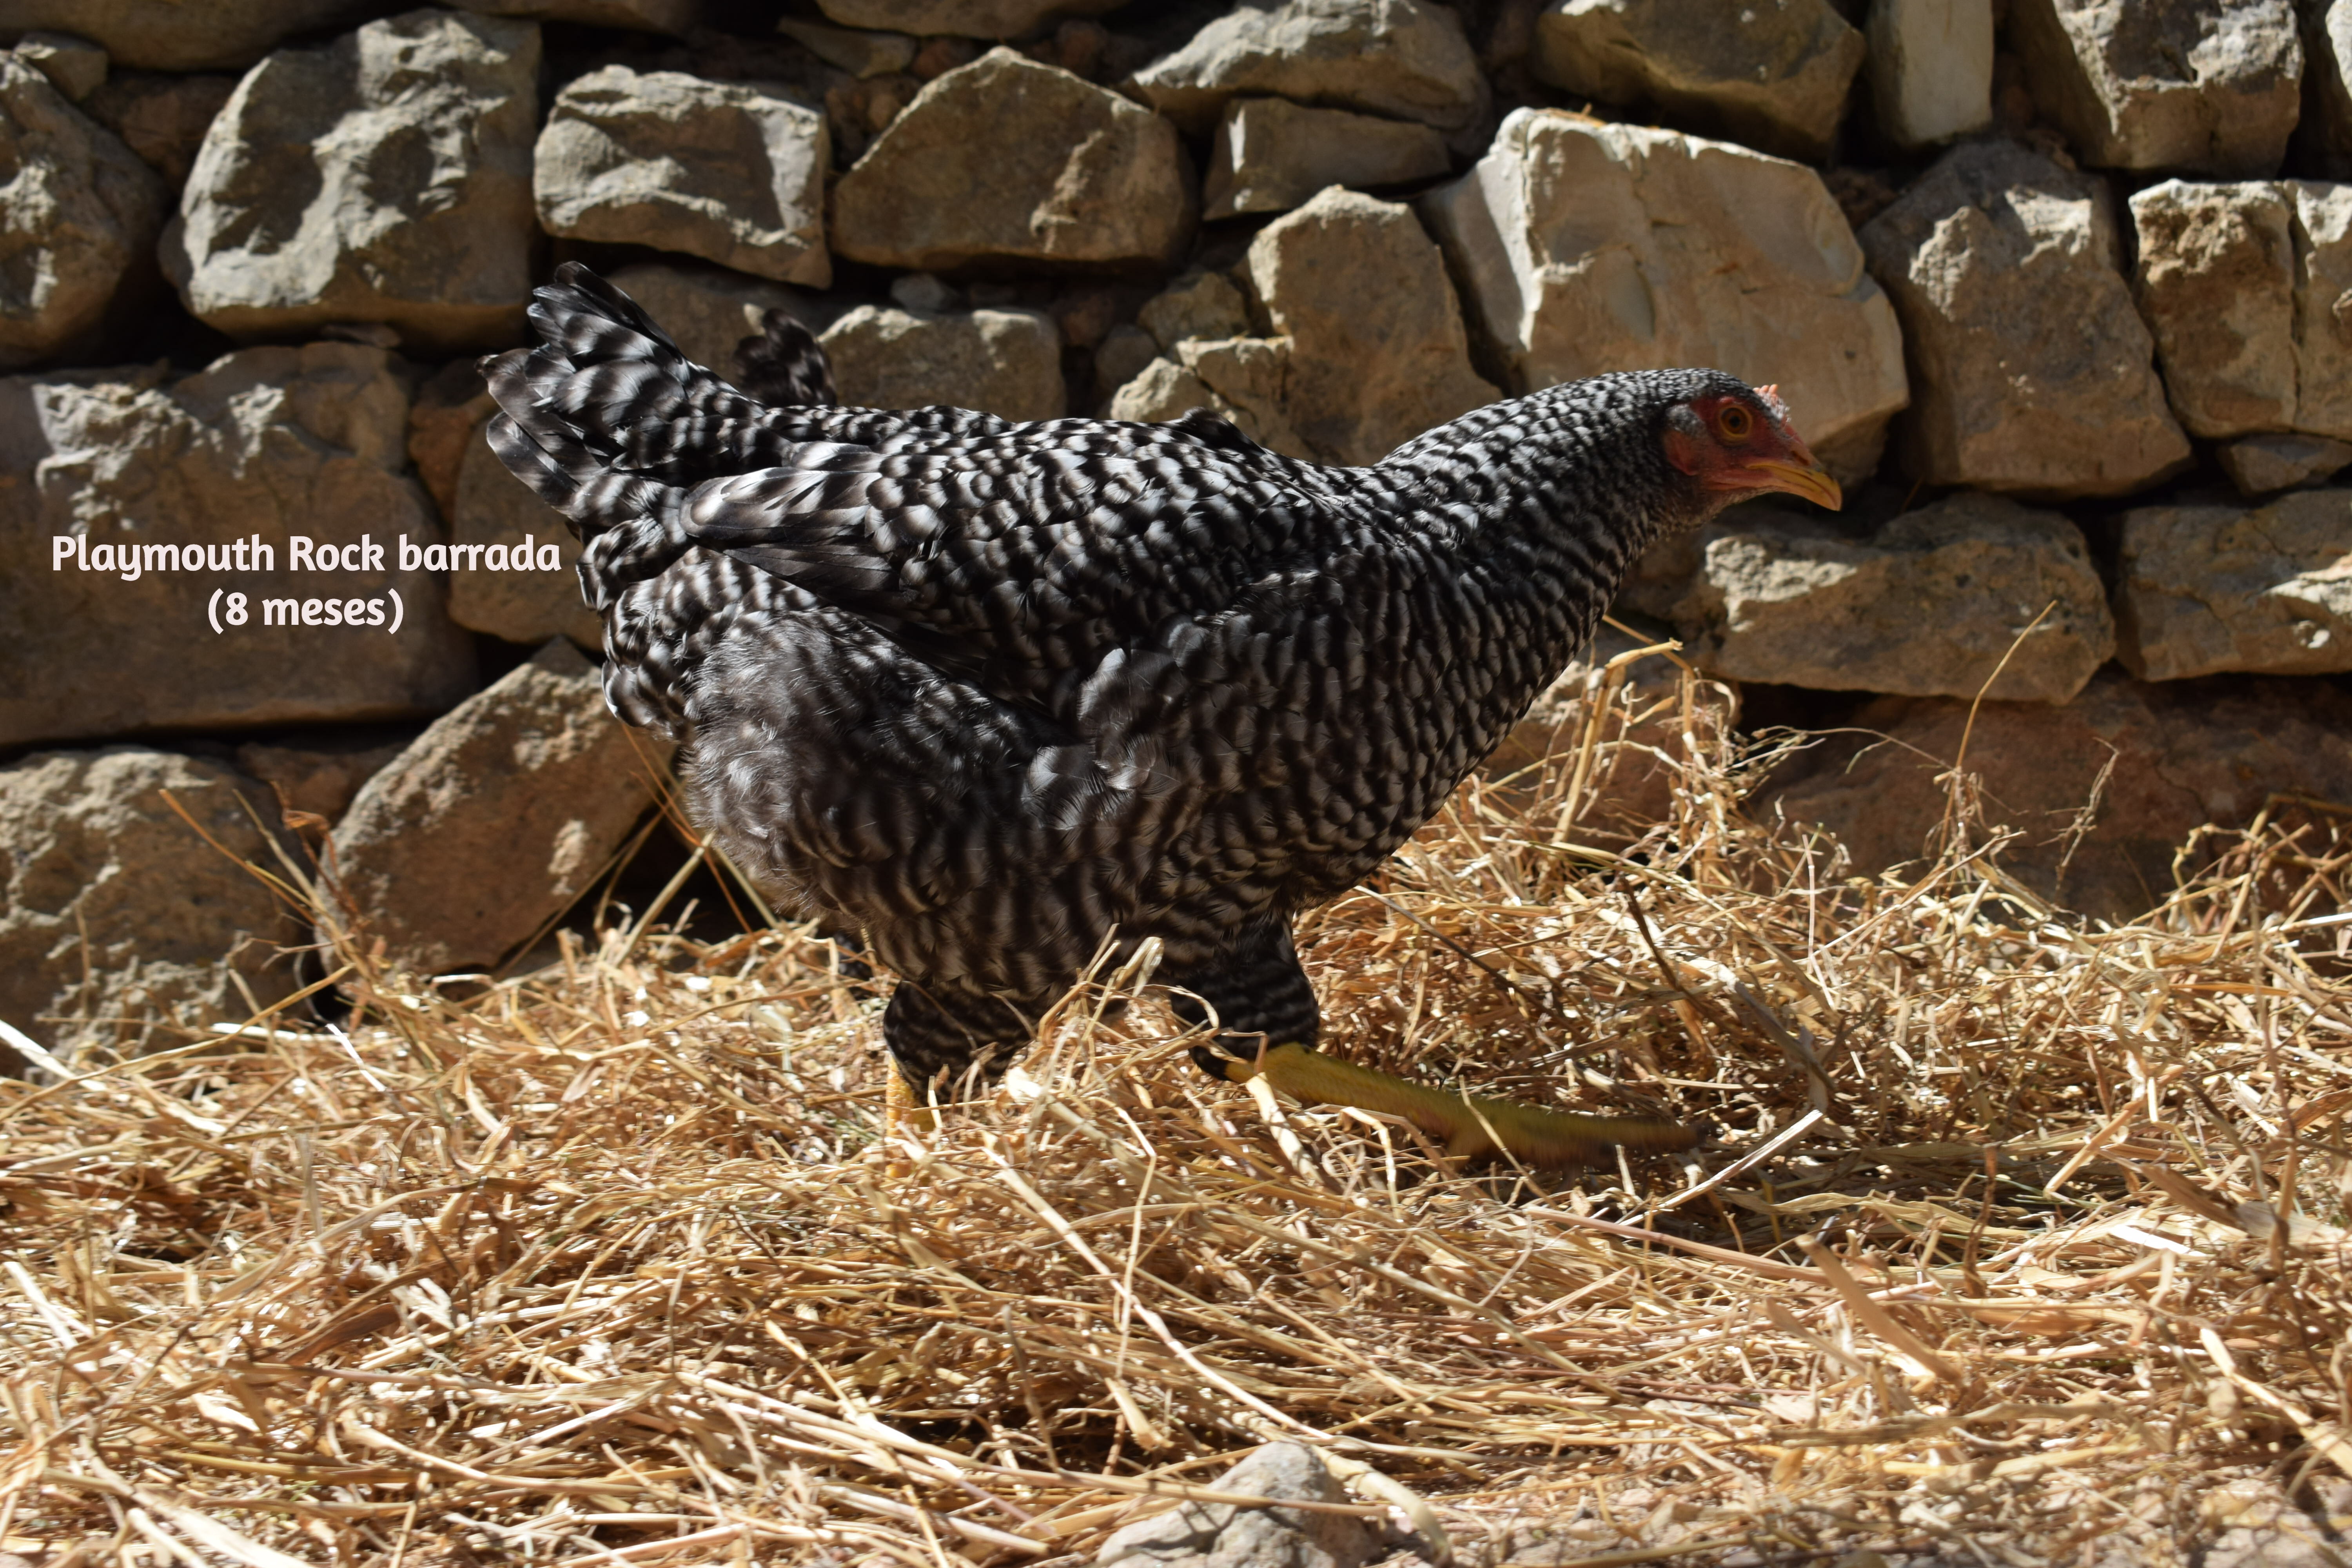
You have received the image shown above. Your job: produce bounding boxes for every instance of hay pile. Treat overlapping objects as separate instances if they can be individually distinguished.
[4,648,2350,1568]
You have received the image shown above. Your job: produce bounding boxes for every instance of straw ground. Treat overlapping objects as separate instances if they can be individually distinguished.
[4,642,2350,1567]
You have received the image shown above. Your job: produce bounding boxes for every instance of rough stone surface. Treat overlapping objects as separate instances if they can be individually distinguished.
[0,748,299,1062]
[0,345,477,748]
[2218,430,2352,494]
[2114,489,2352,680]
[82,69,238,187]
[1136,270,1250,351]
[453,0,696,32]
[1109,352,1306,456]
[833,49,1190,272]
[2126,181,2352,443]
[1533,0,1866,164]
[0,56,166,370]
[14,32,108,100]
[1092,321,1157,396]
[814,0,1123,38]
[2299,0,2352,177]
[2009,0,2303,177]
[1866,0,1994,149]
[2128,180,2296,437]
[328,640,672,975]
[1131,0,1488,144]
[1203,97,1450,219]
[1761,671,2352,920]
[1423,111,1906,477]
[1857,140,2189,497]
[821,305,1065,420]
[1096,1443,1378,1568]
[234,734,410,823]
[1672,493,2114,702]
[606,261,820,379]
[534,66,829,288]
[0,0,380,72]
[775,19,915,78]
[163,9,540,353]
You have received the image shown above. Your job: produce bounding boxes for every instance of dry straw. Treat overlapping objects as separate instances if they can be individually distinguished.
[4,646,2349,1566]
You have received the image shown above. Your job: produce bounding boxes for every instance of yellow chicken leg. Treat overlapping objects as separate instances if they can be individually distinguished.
[1213,1042,1697,1167]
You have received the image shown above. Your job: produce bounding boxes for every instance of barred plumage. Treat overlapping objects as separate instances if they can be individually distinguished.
[482,264,1840,1163]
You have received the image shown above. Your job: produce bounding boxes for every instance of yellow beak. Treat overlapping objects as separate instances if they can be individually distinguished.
[1740,457,1843,511]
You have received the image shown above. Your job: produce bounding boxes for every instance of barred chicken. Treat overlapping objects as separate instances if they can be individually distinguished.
[482,264,1842,1165]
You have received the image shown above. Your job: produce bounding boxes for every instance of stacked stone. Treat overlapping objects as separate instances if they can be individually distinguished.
[2,0,2349,1065]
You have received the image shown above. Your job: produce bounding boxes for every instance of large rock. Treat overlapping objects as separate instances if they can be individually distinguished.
[833,48,1189,272]
[0,56,167,370]
[534,66,829,288]
[1671,494,2114,702]
[0,748,300,1063]
[0,0,380,72]
[82,69,238,187]
[0,345,477,749]
[235,734,409,823]
[1131,0,1488,146]
[606,261,820,380]
[1865,0,1994,150]
[1857,140,2189,497]
[328,639,673,975]
[2009,0,2303,177]
[1203,97,1449,219]
[814,0,1123,36]
[448,416,600,648]
[821,305,1065,419]
[162,9,539,353]
[2298,0,2352,177]
[1532,0,1865,164]
[2114,489,2352,681]
[1761,671,2352,920]
[1422,111,1906,477]
[1113,188,1495,466]
[13,32,108,101]
[2127,181,2352,441]
[1096,1443,1378,1568]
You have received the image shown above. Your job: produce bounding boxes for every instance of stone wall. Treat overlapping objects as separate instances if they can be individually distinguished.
[4,0,2349,1062]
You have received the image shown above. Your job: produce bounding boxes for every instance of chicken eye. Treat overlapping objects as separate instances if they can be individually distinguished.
[1716,405,1753,441]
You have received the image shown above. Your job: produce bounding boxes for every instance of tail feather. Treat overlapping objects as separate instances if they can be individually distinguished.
[736,308,835,407]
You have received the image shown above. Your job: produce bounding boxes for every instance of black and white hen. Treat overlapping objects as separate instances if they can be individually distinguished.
[482,263,1841,1165]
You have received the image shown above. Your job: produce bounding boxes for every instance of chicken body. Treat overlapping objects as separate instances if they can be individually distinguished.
[485,267,1832,1150]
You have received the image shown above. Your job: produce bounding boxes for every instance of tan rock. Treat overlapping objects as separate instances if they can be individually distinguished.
[1136,270,1250,351]
[2010,0,2302,177]
[1092,323,1158,399]
[0,748,299,1062]
[0,56,166,370]
[0,0,378,72]
[1761,671,2352,920]
[1107,354,1307,456]
[163,10,540,354]
[2128,181,2297,438]
[449,417,600,649]
[814,0,1123,38]
[2287,183,2352,440]
[2298,0,2352,178]
[328,639,673,975]
[606,261,820,380]
[1865,0,1993,150]
[0,344,477,748]
[2114,490,2352,681]
[1423,111,1906,477]
[1673,494,2114,702]
[81,69,237,187]
[1202,96,1449,219]
[1238,187,1496,465]
[1098,1444,1379,1568]
[832,48,1191,272]
[235,735,410,823]
[1857,140,2189,497]
[821,305,1065,420]
[775,18,915,78]
[534,66,829,288]
[1131,0,1488,144]
[1534,0,1865,164]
